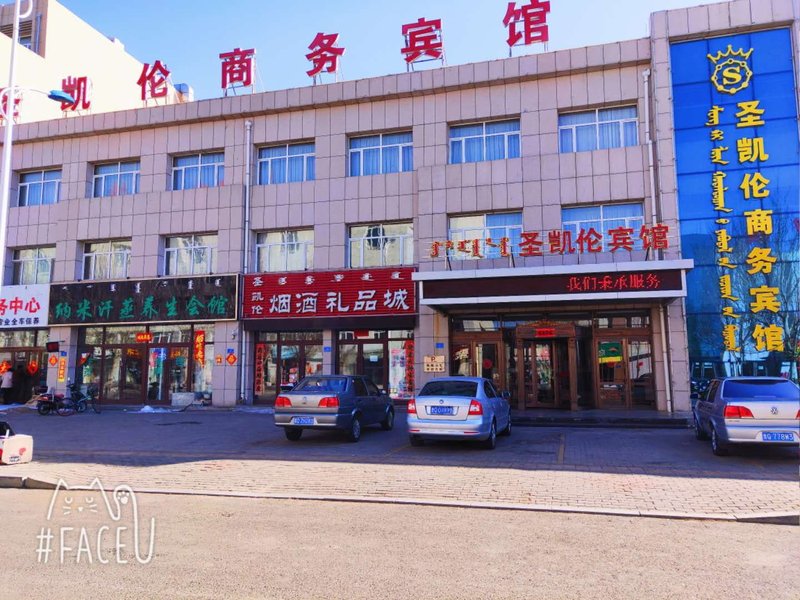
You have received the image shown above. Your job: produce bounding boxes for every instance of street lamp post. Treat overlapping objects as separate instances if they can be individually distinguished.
[0,0,72,297]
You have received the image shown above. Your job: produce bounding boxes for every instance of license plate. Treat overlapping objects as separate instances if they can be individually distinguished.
[429,406,454,415]
[292,417,315,425]
[762,432,795,442]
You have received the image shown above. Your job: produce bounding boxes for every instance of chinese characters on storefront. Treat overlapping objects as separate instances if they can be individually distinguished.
[429,225,669,258]
[243,268,416,319]
[49,276,238,325]
[0,285,49,329]
[671,29,799,379]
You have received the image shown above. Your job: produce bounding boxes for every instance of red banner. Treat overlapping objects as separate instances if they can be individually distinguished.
[194,331,205,364]
[243,267,416,319]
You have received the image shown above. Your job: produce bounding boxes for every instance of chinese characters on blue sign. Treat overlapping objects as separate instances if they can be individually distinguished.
[671,28,799,380]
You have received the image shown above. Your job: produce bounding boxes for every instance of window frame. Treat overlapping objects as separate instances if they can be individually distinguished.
[448,119,521,165]
[447,212,523,260]
[164,234,218,276]
[561,202,645,250]
[255,229,314,272]
[257,142,315,185]
[558,106,639,153]
[348,221,414,268]
[82,240,132,281]
[171,152,224,191]
[348,132,413,177]
[17,169,61,207]
[92,160,141,198]
[11,246,55,285]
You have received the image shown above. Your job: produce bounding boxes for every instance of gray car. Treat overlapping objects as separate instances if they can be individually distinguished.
[693,376,800,456]
[274,375,394,442]
[407,376,512,449]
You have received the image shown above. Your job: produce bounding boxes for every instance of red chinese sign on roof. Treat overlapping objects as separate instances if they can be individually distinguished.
[220,47,255,90]
[138,60,171,101]
[503,0,551,47]
[243,267,416,319]
[306,33,345,78]
[401,18,444,64]
[61,76,91,111]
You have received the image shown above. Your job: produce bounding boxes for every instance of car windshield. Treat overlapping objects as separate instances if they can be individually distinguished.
[723,379,800,399]
[293,377,348,393]
[418,380,478,397]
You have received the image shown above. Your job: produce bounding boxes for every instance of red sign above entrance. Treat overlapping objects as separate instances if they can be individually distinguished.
[135,332,153,343]
[243,268,416,319]
[535,327,556,338]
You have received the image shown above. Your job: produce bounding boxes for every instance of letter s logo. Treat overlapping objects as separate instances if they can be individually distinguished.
[722,66,743,86]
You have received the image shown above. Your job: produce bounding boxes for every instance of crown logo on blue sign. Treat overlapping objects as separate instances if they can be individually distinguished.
[706,44,753,95]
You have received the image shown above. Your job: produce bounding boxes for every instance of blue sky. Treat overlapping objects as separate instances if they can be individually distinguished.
[61,0,702,100]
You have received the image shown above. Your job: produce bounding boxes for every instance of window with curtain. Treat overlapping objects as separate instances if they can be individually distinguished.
[164,234,217,276]
[172,152,224,190]
[448,212,523,259]
[258,143,315,185]
[12,246,55,284]
[256,229,314,272]
[348,132,413,176]
[558,107,638,153]
[449,120,520,164]
[83,240,132,280]
[348,222,413,267]
[561,203,645,250]
[17,169,61,206]
[92,161,140,197]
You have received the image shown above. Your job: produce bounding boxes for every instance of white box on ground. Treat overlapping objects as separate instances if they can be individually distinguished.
[0,434,34,465]
[171,392,195,407]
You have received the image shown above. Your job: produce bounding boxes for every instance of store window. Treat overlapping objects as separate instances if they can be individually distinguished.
[449,119,520,164]
[92,161,140,197]
[79,324,214,405]
[337,330,414,400]
[164,234,217,276]
[11,246,54,284]
[562,203,645,250]
[349,132,413,176]
[0,329,48,404]
[254,332,323,401]
[172,152,224,190]
[348,222,413,268]
[558,107,638,153]
[255,229,313,272]
[448,212,523,259]
[83,240,131,280]
[258,143,315,184]
[17,169,61,206]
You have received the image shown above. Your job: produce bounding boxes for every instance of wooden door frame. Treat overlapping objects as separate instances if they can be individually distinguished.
[593,333,656,409]
[450,332,507,393]
[516,336,577,410]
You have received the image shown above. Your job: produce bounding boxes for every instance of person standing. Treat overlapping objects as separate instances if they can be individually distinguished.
[1,364,14,404]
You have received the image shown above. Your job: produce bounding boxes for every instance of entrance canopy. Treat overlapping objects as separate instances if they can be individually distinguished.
[413,260,693,309]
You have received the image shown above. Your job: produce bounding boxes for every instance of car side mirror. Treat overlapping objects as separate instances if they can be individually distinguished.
[501,390,511,400]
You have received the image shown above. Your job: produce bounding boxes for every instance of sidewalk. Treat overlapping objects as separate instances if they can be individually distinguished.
[0,410,796,523]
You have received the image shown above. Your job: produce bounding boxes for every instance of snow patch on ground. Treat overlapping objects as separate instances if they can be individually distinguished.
[129,405,176,414]
[233,406,274,414]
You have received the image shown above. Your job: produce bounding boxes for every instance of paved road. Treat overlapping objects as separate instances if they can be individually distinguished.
[1,408,797,518]
[2,489,798,600]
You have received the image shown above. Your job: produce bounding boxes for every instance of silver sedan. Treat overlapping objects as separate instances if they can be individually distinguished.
[693,377,800,456]
[407,376,512,449]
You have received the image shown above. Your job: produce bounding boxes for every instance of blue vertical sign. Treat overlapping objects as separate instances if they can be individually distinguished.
[671,28,799,382]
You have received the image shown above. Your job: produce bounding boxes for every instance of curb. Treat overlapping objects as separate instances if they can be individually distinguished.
[2,475,796,525]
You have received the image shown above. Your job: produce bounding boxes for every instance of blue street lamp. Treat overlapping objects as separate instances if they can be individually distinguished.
[0,0,74,296]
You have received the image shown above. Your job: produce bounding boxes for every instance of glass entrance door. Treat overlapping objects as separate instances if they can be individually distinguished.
[450,337,505,392]
[120,347,145,404]
[362,343,385,390]
[534,341,555,405]
[598,339,627,407]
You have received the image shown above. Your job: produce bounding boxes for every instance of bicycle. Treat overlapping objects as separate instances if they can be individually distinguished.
[66,382,100,414]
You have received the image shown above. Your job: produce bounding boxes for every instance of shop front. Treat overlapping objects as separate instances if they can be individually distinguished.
[0,284,50,403]
[243,267,416,403]
[415,261,692,411]
[49,276,237,405]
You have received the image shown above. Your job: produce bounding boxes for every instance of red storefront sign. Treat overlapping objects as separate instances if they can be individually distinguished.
[535,327,556,338]
[135,332,153,343]
[243,268,416,319]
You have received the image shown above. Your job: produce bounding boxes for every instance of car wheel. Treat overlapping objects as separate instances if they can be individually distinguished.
[380,408,394,431]
[693,415,709,441]
[347,416,362,443]
[500,413,512,437]
[711,427,729,456]
[284,427,303,441]
[482,420,497,450]
[409,435,424,447]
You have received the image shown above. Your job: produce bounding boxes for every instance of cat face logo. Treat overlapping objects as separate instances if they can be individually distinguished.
[707,45,753,95]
